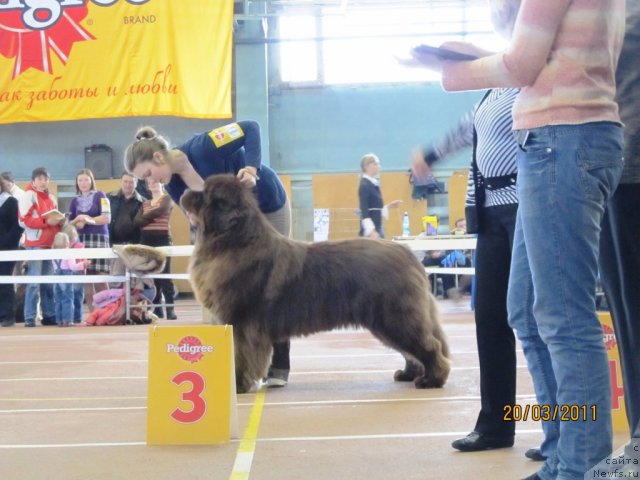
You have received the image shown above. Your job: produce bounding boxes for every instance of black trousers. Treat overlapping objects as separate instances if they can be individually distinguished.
[0,261,16,323]
[473,203,518,437]
[599,183,640,438]
[140,232,174,308]
[271,340,291,370]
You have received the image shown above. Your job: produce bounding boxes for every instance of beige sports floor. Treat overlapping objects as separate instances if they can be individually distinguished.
[0,298,628,480]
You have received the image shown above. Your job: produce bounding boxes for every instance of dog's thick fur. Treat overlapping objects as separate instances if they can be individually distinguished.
[181,175,450,393]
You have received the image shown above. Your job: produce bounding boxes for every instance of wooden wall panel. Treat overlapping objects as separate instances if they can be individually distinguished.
[447,170,468,231]
[312,172,427,240]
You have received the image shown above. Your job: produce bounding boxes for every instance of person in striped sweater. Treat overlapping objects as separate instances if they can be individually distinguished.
[134,178,177,320]
[411,1,626,479]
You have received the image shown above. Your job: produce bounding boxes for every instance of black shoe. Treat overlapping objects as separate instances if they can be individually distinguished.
[1,319,15,327]
[153,307,164,319]
[451,431,514,452]
[525,448,546,462]
[521,474,542,480]
[41,316,57,326]
[165,308,177,320]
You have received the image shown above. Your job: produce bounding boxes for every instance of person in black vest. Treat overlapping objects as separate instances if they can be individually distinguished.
[358,153,401,238]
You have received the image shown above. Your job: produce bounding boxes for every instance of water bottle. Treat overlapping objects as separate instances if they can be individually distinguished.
[402,211,411,237]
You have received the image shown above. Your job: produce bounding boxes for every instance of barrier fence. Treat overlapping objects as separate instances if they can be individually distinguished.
[0,237,477,321]
[0,246,194,322]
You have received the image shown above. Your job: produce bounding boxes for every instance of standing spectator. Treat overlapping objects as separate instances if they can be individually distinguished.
[108,172,146,246]
[124,120,292,388]
[18,167,64,327]
[0,175,24,327]
[358,153,402,239]
[134,178,177,320]
[68,168,111,311]
[62,224,87,324]
[1,171,26,280]
[0,171,25,201]
[51,232,89,327]
[410,1,625,478]
[412,87,520,453]
[598,1,640,460]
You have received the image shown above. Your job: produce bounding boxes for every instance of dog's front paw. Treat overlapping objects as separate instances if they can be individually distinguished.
[394,369,416,382]
[414,375,445,389]
[394,360,423,382]
[236,374,258,394]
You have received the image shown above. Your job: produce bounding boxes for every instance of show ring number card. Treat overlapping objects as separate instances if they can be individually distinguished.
[147,325,238,445]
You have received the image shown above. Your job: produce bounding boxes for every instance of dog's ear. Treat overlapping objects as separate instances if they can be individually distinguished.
[180,189,204,215]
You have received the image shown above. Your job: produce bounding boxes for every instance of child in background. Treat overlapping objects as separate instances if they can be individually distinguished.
[62,224,88,324]
[52,232,89,327]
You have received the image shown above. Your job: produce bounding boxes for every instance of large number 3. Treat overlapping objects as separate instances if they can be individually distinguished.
[170,371,207,423]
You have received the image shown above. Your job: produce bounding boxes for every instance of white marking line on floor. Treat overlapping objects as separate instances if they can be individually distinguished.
[0,406,146,413]
[0,376,146,382]
[0,396,146,402]
[0,394,537,413]
[0,360,147,365]
[0,429,544,450]
[0,365,531,383]
[257,429,543,442]
[0,350,522,365]
[0,442,147,449]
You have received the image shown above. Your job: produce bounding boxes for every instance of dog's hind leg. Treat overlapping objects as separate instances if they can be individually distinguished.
[374,304,450,389]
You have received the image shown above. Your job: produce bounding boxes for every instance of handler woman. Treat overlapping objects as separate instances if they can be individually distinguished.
[124,120,292,388]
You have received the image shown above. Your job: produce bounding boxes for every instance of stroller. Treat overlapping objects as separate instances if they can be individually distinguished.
[85,258,157,326]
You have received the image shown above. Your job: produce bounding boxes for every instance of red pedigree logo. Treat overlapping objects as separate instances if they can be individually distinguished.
[166,336,214,364]
[0,0,148,78]
[602,323,617,351]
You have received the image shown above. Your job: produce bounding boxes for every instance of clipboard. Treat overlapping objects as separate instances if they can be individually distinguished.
[412,44,478,61]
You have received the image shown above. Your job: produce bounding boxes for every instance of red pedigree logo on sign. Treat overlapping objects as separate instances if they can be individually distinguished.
[0,0,148,78]
[602,324,617,351]
[166,336,214,364]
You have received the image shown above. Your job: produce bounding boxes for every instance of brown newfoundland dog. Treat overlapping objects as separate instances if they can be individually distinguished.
[181,175,450,393]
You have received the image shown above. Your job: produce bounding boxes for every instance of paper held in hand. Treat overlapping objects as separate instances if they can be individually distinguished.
[41,209,65,222]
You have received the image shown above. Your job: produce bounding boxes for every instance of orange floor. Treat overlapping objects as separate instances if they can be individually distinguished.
[0,298,628,480]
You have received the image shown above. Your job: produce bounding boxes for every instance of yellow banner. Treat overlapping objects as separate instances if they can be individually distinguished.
[0,0,232,123]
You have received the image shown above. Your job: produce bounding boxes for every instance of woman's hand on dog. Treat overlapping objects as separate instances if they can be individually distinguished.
[237,167,259,189]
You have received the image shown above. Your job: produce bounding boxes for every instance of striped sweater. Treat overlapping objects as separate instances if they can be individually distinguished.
[428,89,519,208]
[134,194,172,234]
[441,0,626,130]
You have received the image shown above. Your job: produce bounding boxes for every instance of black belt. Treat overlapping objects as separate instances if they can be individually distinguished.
[485,173,517,190]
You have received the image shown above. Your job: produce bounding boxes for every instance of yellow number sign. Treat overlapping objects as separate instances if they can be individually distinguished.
[598,312,628,433]
[147,325,238,444]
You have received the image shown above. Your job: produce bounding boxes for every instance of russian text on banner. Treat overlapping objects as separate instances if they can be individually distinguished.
[147,325,238,445]
[0,1,232,123]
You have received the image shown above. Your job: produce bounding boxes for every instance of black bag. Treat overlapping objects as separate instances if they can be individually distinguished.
[409,171,445,200]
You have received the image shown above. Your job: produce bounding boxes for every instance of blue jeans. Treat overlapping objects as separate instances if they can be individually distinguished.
[24,249,55,325]
[72,272,84,323]
[507,123,623,480]
[54,272,74,325]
